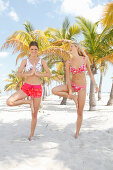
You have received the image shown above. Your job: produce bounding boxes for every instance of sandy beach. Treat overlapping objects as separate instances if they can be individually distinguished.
[0,94,113,170]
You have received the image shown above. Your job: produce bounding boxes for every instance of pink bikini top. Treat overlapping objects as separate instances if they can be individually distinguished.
[69,57,86,74]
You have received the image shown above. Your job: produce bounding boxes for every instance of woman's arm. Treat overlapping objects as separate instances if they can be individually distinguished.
[35,59,51,77]
[66,60,72,94]
[86,57,99,92]
[17,59,34,78]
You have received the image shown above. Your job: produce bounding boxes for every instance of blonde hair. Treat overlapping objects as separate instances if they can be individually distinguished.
[72,42,88,58]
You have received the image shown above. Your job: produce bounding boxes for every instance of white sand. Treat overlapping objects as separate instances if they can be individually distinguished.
[0,94,113,170]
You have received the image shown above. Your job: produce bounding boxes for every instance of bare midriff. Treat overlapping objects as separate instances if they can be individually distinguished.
[71,72,86,86]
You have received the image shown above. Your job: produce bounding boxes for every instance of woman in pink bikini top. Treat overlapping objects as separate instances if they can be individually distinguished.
[52,42,98,139]
[69,56,86,74]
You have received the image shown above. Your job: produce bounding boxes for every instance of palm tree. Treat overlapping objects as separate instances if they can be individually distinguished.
[4,70,23,91]
[107,78,113,105]
[1,21,50,64]
[76,16,113,110]
[101,2,113,105]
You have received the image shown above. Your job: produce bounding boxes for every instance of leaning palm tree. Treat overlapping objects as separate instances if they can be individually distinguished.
[76,16,113,110]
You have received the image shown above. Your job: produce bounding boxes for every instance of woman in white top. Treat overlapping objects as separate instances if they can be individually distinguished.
[6,41,51,141]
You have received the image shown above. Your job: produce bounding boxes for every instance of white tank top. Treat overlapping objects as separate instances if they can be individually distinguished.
[25,58,42,72]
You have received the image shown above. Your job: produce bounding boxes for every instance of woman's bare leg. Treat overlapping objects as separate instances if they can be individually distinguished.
[6,90,30,106]
[52,85,78,107]
[52,85,69,98]
[29,97,41,141]
[6,90,34,113]
[75,88,86,139]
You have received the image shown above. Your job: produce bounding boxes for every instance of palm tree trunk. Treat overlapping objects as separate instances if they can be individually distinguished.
[107,81,113,106]
[98,70,103,101]
[60,61,67,105]
[89,79,96,110]
[89,63,97,110]
[46,85,48,96]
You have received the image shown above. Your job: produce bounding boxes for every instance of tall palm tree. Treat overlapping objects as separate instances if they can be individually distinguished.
[101,2,113,105]
[76,16,113,110]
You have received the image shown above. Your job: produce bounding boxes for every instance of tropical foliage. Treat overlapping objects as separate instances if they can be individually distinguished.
[2,4,113,107]
[4,70,23,91]
[76,16,113,110]
[101,2,113,28]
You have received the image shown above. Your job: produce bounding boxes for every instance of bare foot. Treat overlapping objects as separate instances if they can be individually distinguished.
[75,132,79,139]
[30,99,34,113]
[28,136,32,141]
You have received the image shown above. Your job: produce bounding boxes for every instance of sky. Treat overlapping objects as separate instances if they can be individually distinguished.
[0,0,113,95]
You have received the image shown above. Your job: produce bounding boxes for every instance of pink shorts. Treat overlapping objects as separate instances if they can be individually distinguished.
[21,83,42,98]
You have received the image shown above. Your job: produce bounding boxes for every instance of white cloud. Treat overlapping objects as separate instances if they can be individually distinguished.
[27,0,38,4]
[61,0,104,22]
[9,9,19,22]
[0,1,19,22]
[0,0,9,14]
[0,52,9,58]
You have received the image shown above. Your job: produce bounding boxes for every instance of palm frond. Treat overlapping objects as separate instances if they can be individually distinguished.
[66,25,80,39]
[62,17,70,38]
[39,46,70,61]
[45,27,63,39]
[31,30,50,50]
[102,2,113,28]
[44,30,60,41]
[23,21,34,33]
[76,16,97,53]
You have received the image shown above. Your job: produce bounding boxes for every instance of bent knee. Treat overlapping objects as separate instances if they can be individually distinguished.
[6,98,14,106]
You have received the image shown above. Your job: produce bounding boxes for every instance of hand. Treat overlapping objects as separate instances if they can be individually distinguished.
[35,70,41,77]
[30,65,35,76]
